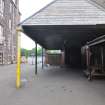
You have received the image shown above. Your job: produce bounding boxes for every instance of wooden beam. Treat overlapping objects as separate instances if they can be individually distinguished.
[87,35,105,47]
[101,47,104,73]
[86,47,92,81]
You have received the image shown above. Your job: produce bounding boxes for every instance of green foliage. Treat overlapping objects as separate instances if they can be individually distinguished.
[31,48,42,56]
[37,48,42,56]
[25,50,28,59]
[21,48,26,56]
[21,47,42,57]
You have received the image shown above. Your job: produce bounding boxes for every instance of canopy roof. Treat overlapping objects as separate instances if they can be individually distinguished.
[87,34,105,46]
[91,0,105,9]
[21,0,105,49]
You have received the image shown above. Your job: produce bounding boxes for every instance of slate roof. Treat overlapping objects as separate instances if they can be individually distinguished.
[91,0,105,9]
[21,0,105,25]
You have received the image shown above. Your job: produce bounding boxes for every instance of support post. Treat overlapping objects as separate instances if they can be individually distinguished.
[42,47,44,69]
[101,47,104,73]
[86,46,92,81]
[35,42,37,75]
[16,27,21,88]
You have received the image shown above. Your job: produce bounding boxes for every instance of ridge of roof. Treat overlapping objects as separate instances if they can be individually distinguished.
[19,0,57,26]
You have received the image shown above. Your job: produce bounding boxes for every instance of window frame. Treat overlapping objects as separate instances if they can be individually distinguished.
[0,25,4,44]
[0,0,4,17]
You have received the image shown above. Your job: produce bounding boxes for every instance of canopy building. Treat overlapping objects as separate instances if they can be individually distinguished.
[21,0,105,67]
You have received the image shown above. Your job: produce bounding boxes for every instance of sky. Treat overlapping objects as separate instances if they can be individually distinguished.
[19,0,53,50]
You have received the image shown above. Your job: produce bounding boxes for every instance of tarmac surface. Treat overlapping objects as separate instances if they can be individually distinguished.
[0,64,105,105]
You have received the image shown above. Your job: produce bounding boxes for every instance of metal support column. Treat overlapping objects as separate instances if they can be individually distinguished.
[42,47,44,69]
[35,42,37,75]
[16,27,22,88]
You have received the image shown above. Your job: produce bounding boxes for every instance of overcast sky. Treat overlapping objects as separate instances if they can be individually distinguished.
[19,0,53,49]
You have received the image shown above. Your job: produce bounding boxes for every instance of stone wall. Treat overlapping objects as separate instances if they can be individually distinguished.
[0,0,20,64]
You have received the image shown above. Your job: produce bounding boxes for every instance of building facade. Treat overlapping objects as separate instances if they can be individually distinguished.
[0,0,20,64]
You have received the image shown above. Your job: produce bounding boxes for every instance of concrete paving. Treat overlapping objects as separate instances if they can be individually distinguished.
[0,64,105,105]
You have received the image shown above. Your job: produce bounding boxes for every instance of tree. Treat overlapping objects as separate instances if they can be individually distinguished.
[32,47,42,56]
[21,48,26,56]
[25,49,28,59]
[21,47,42,57]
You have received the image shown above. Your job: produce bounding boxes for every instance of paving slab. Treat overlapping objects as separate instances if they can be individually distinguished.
[0,64,105,105]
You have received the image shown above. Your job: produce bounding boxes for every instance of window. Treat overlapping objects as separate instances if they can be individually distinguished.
[0,0,4,16]
[10,2,12,13]
[12,7,15,25]
[12,0,15,4]
[8,37,11,50]
[0,25,3,44]
[9,19,12,30]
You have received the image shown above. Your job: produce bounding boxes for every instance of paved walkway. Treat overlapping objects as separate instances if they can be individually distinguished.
[0,64,105,105]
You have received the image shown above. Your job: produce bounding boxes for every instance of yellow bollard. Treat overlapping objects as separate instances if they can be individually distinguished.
[16,27,22,88]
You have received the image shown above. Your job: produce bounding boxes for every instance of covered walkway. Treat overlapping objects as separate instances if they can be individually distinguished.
[16,0,105,84]
[20,0,105,68]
